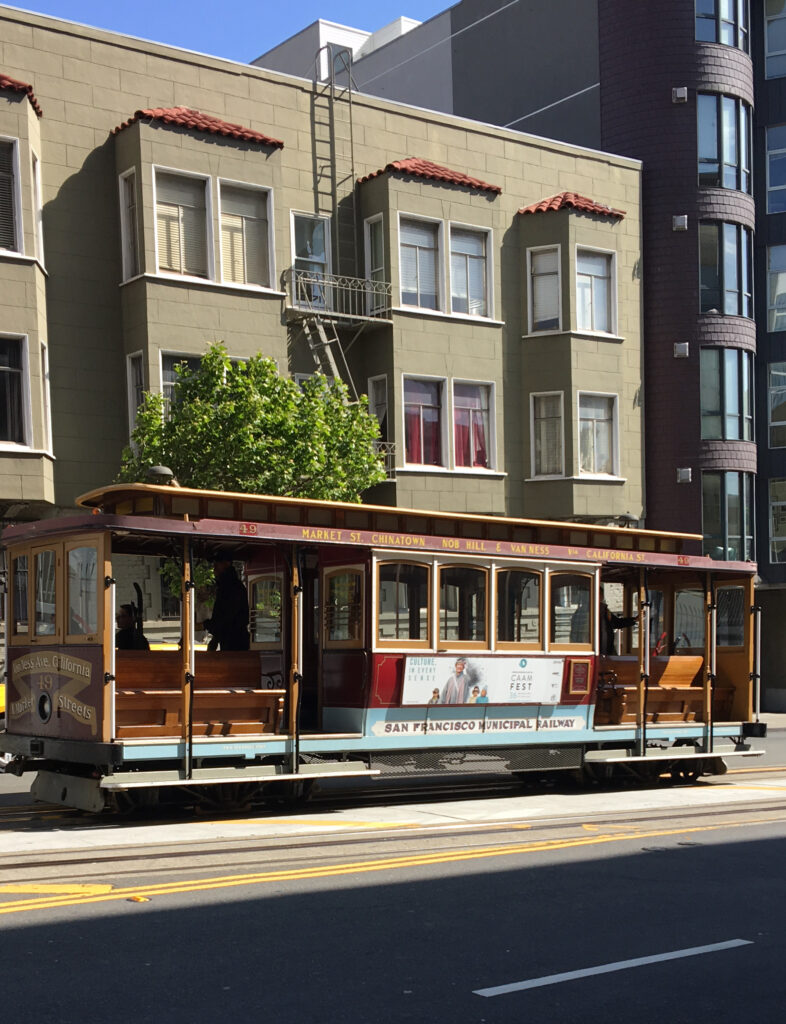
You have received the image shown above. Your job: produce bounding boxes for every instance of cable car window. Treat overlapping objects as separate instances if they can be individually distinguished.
[496,569,541,647]
[550,573,592,647]
[377,562,430,645]
[250,574,284,646]
[439,565,487,644]
[12,553,28,636]
[67,546,98,636]
[674,589,706,650]
[34,549,57,637]
[717,586,744,647]
[324,568,363,647]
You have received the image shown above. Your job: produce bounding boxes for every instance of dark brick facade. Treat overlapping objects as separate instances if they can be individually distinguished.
[598,0,755,537]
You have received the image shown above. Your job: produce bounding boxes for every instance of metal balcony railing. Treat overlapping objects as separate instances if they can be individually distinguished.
[373,440,397,479]
[284,268,392,321]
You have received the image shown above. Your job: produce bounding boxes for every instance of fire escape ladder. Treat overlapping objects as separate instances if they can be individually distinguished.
[302,317,358,403]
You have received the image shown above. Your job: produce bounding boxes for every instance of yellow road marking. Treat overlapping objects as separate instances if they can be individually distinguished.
[1,813,784,917]
[0,883,113,895]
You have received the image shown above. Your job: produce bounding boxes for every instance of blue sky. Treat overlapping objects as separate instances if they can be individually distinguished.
[5,1,450,64]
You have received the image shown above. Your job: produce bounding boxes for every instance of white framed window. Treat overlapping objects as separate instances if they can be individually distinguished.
[768,245,786,331]
[364,215,386,313]
[449,225,489,317]
[768,125,786,213]
[403,376,445,466]
[0,137,22,254]
[453,380,493,469]
[119,169,140,280]
[31,151,44,264]
[161,352,202,418]
[770,479,786,562]
[578,392,618,476]
[0,334,31,447]
[576,248,615,333]
[769,362,786,447]
[399,215,441,310]
[766,0,786,78]
[530,392,564,477]
[292,212,331,306]
[127,352,144,436]
[368,374,388,442]
[40,341,51,452]
[528,245,561,333]
[219,181,272,288]
[154,168,211,279]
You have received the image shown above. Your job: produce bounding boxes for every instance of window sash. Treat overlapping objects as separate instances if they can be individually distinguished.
[156,172,208,277]
[404,378,442,465]
[576,251,611,332]
[400,219,439,309]
[579,395,614,475]
[0,141,18,251]
[532,393,563,476]
[0,337,25,444]
[530,248,560,331]
[453,383,490,468]
[450,229,487,316]
[221,185,269,286]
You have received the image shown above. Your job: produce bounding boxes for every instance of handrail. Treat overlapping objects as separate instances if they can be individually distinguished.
[284,268,392,321]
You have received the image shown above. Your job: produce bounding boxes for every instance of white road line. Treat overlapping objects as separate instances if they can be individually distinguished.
[474,939,753,997]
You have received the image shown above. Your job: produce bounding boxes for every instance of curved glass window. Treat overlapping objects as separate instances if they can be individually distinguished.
[702,471,754,561]
[700,348,753,440]
[699,222,752,317]
[696,0,749,51]
[697,94,751,192]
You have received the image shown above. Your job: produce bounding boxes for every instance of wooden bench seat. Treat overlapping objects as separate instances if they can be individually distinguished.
[594,655,734,725]
[114,650,286,737]
[115,688,286,738]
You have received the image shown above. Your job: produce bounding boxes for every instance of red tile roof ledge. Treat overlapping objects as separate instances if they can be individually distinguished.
[113,107,284,148]
[519,191,625,219]
[359,158,502,195]
[0,73,42,117]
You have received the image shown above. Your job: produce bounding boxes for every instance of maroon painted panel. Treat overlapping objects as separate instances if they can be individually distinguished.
[321,650,368,707]
[6,646,106,740]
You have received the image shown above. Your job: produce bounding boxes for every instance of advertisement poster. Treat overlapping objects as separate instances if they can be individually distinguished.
[401,655,564,706]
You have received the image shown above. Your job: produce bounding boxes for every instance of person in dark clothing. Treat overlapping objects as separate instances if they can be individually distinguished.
[599,586,638,655]
[204,560,250,651]
[115,604,150,650]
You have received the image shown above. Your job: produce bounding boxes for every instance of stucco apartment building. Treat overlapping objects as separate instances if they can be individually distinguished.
[0,2,644,554]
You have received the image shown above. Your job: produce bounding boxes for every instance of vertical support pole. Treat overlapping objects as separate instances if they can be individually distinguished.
[289,550,303,773]
[105,574,117,741]
[703,572,715,754]
[637,568,649,758]
[752,604,762,724]
[182,538,194,778]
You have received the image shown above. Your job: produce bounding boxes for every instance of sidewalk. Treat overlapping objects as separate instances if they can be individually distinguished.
[760,712,786,730]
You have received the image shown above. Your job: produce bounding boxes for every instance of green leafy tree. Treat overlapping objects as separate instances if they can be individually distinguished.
[118,343,386,501]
